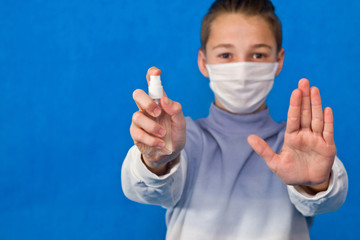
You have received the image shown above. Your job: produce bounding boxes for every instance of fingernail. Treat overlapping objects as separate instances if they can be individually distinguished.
[153,107,161,117]
[158,128,166,137]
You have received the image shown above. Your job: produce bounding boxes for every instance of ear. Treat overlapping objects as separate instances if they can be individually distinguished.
[198,49,209,78]
[275,48,285,77]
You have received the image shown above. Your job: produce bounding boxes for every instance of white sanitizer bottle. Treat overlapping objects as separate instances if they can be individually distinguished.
[144,75,173,157]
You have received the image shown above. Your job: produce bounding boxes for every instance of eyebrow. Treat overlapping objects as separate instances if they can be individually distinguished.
[212,43,235,50]
[212,43,273,50]
[251,44,273,50]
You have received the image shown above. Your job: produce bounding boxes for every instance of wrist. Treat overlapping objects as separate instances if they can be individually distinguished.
[296,173,331,195]
[141,154,180,176]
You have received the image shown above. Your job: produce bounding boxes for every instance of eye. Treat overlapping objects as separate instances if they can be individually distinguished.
[252,53,265,59]
[218,53,232,59]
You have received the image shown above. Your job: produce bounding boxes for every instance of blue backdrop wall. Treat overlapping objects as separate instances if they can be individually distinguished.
[0,0,359,239]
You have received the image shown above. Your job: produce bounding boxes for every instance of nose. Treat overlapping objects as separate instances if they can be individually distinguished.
[234,53,247,63]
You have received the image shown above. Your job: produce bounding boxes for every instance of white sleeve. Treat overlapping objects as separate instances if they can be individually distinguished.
[287,156,348,216]
[121,145,187,209]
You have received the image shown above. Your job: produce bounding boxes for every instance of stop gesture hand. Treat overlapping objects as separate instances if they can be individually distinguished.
[248,79,336,193]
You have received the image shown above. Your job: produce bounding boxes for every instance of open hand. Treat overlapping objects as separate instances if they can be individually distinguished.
[248,79,336,192]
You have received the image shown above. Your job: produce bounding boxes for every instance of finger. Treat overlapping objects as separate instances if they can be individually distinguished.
[247,134,279,171]
[310,87,324,134]
[146,67,162,85]
[160,96,185,126]
[132,111,166,138]
[286,89,301,133]
[130,122,165,149]
[323,107,335,145]
[298,78,311,129]
[133,89,162,117]
[146,67,168,97]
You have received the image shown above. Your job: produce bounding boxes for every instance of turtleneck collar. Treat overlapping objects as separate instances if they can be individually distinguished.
[205,103,283,135]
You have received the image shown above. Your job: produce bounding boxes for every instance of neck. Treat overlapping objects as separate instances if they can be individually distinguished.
[214,98,267,115]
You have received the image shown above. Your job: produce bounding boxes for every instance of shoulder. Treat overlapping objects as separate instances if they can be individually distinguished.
[185,117,203,145]
[185,117,206,138]
[183,117,209,159]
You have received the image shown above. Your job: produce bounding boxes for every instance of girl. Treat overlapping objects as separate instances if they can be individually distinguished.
[122,0,348,239]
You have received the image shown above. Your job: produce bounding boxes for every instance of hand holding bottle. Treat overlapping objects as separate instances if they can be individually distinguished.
[130,67,186,175]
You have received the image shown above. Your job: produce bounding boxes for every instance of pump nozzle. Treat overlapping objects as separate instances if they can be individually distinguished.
[149,75,163,100]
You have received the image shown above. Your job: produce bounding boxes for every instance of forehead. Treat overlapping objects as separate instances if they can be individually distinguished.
[207,13,276,49]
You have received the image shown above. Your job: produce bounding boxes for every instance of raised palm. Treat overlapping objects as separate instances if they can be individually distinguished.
[248,79,336,190]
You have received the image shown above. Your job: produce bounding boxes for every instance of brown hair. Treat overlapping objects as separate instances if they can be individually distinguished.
[200,0,282,52]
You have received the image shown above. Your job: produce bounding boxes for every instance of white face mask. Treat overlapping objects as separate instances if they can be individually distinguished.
[206,62,279,114]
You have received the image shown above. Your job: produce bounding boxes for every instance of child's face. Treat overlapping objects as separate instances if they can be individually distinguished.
[198,13,284,77]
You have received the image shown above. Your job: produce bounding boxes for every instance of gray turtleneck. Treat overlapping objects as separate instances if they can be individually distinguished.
[122,103,348,240]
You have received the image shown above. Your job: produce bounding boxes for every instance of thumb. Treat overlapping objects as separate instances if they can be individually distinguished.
[247,134,278,171]
[146,67,162,85]
[160,96,184,124]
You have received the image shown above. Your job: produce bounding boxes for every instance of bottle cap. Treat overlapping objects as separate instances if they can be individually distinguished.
[149,75,163,100]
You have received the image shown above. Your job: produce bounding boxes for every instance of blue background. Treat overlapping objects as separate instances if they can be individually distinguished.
[0,0,359,239]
